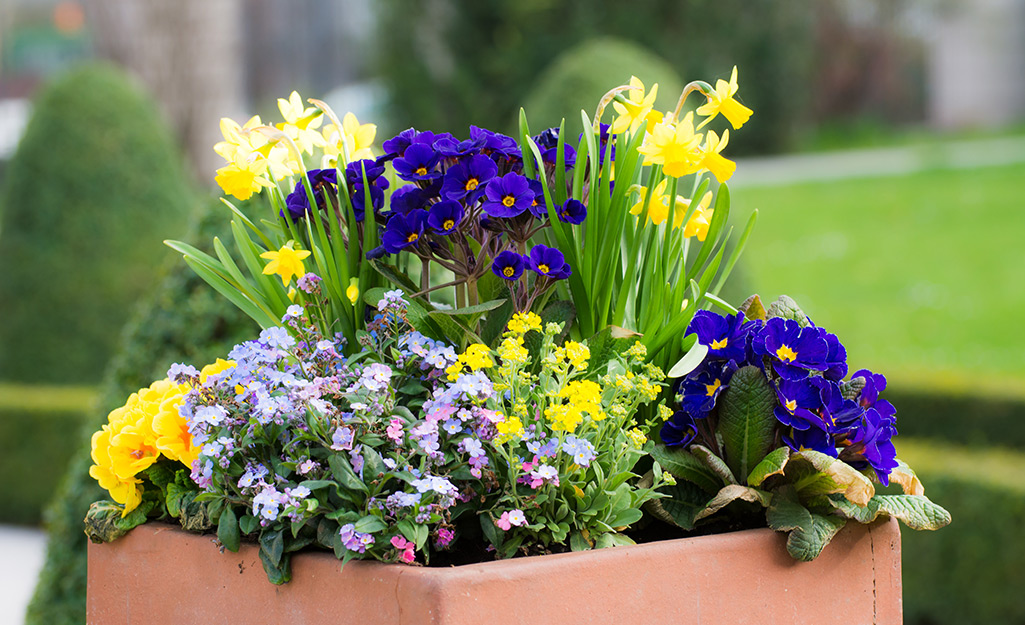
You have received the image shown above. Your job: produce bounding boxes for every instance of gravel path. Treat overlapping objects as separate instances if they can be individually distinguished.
[0,526,46,625]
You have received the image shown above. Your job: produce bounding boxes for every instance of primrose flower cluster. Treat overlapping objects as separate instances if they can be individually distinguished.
[662,306,899,485]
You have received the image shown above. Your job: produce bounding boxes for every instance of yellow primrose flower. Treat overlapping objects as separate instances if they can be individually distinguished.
[200,359,236,385]
[611,76,663,135]
[215,153,273,201]
[460,344,494,370]
[276,91,325,155]
[507,311,542,336]
[697,129,736,184]
[695,66,754,130]
[672,190,713,231]
[637,113,703,178]
[260,242,311,286]
[323,112,377,164]
[151,383,195,466]
[494,414,524,443]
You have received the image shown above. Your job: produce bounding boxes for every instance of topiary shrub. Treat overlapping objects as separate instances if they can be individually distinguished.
[24,199,257,625]
[897,439,1025,625]
[0,63,195,384]
[521,38,682,131]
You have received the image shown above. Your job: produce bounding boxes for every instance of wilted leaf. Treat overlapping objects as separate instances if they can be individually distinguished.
[747,447,791,487]
[738,294,766,321]
[694,484,771,521]
[791,450,875,506]
[691,444,738,485]
[888,459,925,496]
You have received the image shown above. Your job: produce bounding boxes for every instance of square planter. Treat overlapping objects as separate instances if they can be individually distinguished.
[87,517,901,624]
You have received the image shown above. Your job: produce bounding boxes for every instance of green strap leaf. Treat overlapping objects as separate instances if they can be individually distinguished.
[694,484,771,521]
[747,446,791,487]
[667,341,708,379]
[717,365,778,481]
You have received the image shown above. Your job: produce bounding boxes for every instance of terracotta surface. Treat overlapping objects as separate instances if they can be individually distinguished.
[88,517,901,625]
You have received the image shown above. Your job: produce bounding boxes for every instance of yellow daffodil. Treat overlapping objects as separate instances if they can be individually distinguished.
[697,129,736,183]
[630,179,670,225]
[346,279,360,305]
[695,66,753,130]
[276,91,325,155]
[683,200,714,242]
[323,112,377,165]
[611,76,663,135]
[214,115,270,163]
[637,112,703,178]
[671,190,713,230]
[260,241,311,286]
[214,153,273,201]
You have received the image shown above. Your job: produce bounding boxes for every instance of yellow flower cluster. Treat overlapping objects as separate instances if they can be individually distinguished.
[545,380,605,432]
[213,90,377,201]
[446,343,494,380]
[494,414,524,443]
[89,360,234,516]
[507,311,542,336]
[497,336,529,367]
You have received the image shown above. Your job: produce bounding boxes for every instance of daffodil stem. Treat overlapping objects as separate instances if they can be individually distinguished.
[592,84,633,129]
[670,81,711,124]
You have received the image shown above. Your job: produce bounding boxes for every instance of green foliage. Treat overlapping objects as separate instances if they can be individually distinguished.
[0,63,195,384]
[897,440,1025,625]
[25,200,257,625]
[717,365,777,480]
[0,401,90,525]
[521,38,682,131]
[375,0,814,154]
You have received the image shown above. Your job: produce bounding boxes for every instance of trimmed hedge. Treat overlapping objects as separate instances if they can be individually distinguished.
[521,37,683,132]
[0,63,194,384]
[25,200,257,625]
[889,387,1025,450]
[897,439,1025,625]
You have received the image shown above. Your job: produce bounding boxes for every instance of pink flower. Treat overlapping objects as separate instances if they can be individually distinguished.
[386,418,404,443]
[496,509,527,531]
[496,511,512,531]
[400,545,416,563]
[436,527,455,549]
[391,535,409,549]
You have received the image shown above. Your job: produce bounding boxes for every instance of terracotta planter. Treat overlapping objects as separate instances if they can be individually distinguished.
[88,517,901,625]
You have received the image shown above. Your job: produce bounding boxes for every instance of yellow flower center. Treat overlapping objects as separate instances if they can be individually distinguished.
[415,166,428,176]
[705,379,722,397]
[442,219,455,230]
[776,345,797,363]
[537,264,549,274]
[465,178,479,191]
[502,195,516,207]
[711,337,728,349]
[406,233,419,243]
[785,399,797,413]
[503,267,515,277]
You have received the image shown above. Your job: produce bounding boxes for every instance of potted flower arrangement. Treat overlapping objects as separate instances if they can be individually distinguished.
[85,69,948,624]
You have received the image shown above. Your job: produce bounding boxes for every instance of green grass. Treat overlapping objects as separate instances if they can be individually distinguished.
[732,162,1025,392]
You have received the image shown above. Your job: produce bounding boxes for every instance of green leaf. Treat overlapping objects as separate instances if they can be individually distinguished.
[667,342,709,379]
[829,494,951,530]
[298,480,337,491]
[217,505,241,552]
[650,444,724,493]
[717,366,778,481]
[747,447,791,487]
[786,513,848,561]
[694,484,771,521]
[353,515,388,534]
[239,514,260,535]
[765,294,811,326]
[258,549,292,585]
[790,450,875,506]
[691,444,738,485]
[328,454,369,493]
[767,491,814,532]
[260,529,285,567]
[652,480,714,530]
[368,260,419,294]
[569,531,592,551]
[738,294,767,321]
[83,500,154,544]
[435,299,507,316]
[480,513,503,550]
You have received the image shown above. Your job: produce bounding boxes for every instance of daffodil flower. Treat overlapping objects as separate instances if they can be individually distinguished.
[323,112,377,166]
[636,112,703,178]
[260,241,312,286]
[611,76,663,135]
[697,129,737,183]
[696,65,754,130]
[214,153,273,200]
[276,91,325,155]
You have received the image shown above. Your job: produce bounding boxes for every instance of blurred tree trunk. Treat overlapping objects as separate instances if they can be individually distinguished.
[84,0,246,182]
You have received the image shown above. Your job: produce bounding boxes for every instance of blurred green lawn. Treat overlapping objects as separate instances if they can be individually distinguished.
[732,162,1025,397]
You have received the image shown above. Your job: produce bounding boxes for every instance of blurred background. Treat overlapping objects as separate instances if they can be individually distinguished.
[0,1,1023,624]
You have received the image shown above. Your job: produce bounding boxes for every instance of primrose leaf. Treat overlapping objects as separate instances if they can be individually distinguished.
[650,480,714,530]
[691,444,739,485]
[887,459,926,496]
[738,294,766,321]
[694,484,771,521]
[747,446,791,487]
[874,495,952,530]
[765,294,811,327]
[717,366,778,481]
[785,513,848,561]
[790,450,875,506]
[650,444,724,493]
[766,490,814,531]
